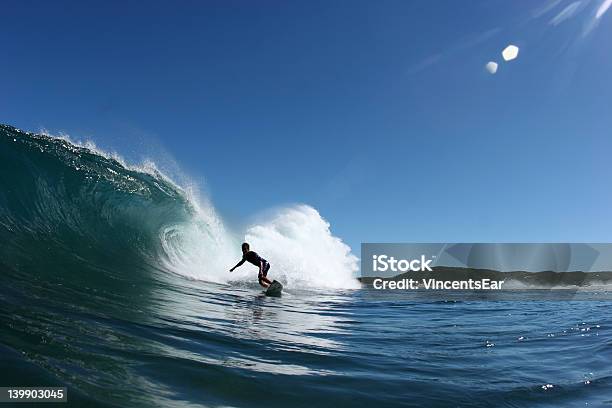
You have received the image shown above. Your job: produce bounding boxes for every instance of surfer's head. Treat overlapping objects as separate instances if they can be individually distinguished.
[241,242,250,254]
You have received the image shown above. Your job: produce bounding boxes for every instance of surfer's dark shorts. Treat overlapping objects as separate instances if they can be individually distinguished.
[259,261,270,279]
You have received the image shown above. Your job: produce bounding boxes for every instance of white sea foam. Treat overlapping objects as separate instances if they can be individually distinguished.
[159,203,360,289]
[244,205,360,289]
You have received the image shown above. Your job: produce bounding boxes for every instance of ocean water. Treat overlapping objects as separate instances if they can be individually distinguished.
[1,125,611,407]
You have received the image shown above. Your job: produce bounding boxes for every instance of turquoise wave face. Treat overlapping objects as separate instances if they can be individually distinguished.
[0,125,193,280]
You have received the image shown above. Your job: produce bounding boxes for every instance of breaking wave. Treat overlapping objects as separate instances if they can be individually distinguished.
[0,124,359,290]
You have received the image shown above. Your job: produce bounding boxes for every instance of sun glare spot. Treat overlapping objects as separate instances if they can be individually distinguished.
[485,61,498,74]
[502,45,520,61]
[596,0,612,18]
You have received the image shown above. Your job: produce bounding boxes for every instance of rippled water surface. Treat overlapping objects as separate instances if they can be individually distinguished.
[2,274,611,407]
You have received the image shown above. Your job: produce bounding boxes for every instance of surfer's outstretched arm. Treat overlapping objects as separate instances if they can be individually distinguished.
[229,258,245,272]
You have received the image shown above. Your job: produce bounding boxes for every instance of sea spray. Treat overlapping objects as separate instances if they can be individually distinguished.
[158,203,361,289]
[245,205,360,289]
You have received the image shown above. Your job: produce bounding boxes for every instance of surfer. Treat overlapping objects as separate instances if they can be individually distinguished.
[230,243,273,288]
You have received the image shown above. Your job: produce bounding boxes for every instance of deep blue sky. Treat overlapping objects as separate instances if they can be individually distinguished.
[2,0,612,252]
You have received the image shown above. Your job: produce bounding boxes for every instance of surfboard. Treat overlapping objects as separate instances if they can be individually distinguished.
[265,280,283,296]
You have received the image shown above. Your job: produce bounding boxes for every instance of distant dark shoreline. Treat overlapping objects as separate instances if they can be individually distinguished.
[359,266,612,287]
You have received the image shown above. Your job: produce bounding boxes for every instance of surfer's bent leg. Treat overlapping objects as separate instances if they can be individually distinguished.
[258,262,272,287]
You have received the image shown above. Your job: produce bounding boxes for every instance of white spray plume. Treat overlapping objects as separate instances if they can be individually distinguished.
[245,205,360,289]
[160,203,360,289]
